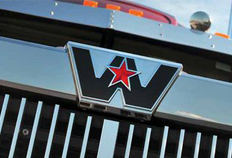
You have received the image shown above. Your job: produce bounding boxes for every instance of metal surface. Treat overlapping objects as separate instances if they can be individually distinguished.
[0,93,231,157]
[112,11,232,57]
[97,120,119,158]
[0,94,9,135]
[8,98,26,158]
[157,73,232,131]
[44,104,60,158]
[62,113,75,158]
[210,135,217,158]
[228,139,232,158]
[142,128,152,158]
[0,1,111,29]
[0,1,232,57]
[124,124,134,158]
[26,101,43,158]
[80,116,92,158]
[193,132,202,158]
[190,11,211,32]
[177,129,185,158]
[0,37,75,97]
[67,41,182,117]
[160,126,169,158]
[228,0,232,36]
[1,37,232,130]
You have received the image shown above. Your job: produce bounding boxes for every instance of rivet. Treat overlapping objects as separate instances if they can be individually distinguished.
[158,23,163,27]
[22,129,29,136]
[208,35,213,39]
[211,44,215,48]
[50,11,54,15]
[54,2,58,6]
[160,33,164,37]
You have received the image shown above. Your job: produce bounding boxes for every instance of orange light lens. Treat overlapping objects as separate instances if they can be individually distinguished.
[83,0,98,7]
[129,9,143,17]
[106,4,121,11]
[215,33,230,39]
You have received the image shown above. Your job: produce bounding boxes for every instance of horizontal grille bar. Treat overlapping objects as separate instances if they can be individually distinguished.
[0,93,231,158]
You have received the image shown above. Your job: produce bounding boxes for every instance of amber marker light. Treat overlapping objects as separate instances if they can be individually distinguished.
[129,9,144,17]
[83,0,98,7]
[106,4,121,11]
[215,33,230,39]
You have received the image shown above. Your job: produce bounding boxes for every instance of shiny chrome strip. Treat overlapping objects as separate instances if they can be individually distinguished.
[194,132,202,158]
[8,98,26,158]
[160,126,169,158]
[80,116,92,158]
[227,138,232,158]
[142,128,152,158]
[44,104,59,158]
[177,129,185,158]
[124,124,135,158]
[26,101,43,158]
[210,135,217,158]
[62,113,75,158]
[0,94,9,135]
[97,120,119,158]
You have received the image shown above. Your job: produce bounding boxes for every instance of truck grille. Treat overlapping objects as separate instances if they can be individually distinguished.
[0,93,231,158]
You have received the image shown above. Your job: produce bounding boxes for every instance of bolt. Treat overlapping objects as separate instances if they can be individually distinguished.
[22,129,29,136]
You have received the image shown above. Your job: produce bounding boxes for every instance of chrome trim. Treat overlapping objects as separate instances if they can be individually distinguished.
[228,139,232,158]
[44,104,60,158]
[160,126,169,158]
[8,98,26,158]
[62,113,75,158]
[97,120,119,158]
[0,94,9,135]
[1,1,232,56]
[0,37,75,96]
[0,1,111,29]
[177,129,185,158]
[142,128,152,158]
[26,101,43,158]
[210,135,217,158]
[67,41,182,116]
[157,73,232,131]
[194,132,202,158]
[80,116,92,158]
[1,37,232,130]
[124,124,134,158]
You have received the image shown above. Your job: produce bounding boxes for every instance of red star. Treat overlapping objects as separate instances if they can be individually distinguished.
[108,60,139,90]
